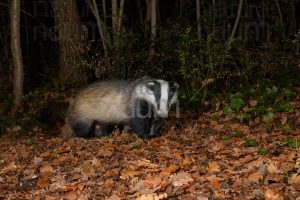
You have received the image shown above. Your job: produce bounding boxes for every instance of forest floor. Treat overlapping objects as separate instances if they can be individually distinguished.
[0,98,300,199]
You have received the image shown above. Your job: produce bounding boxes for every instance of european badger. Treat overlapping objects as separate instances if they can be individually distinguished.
[65,77,179,139]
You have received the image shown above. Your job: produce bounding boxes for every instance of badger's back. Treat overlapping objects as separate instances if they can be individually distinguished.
[68,80,134,125]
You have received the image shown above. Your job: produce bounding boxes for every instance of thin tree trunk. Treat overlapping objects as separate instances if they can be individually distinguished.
[102,0,106,26]
[10,0,24,115]
[150,0,156,55]
[145,0,151,24]
[230,0,244,40]
[289,0,297,33]
[93,0,109,55]
[84,0,110,56]
[275,0,284,32]
[150,0,156,41]
[112,0,118,34]
[117,0,125,32]
[196,0,201,40]
[212,0,215,32]
[137,0,143,24]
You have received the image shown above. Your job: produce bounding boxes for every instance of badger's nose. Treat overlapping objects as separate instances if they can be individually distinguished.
[157,111,168,118]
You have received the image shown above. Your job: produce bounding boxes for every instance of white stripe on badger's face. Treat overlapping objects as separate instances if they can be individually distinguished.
[157,80,169,118]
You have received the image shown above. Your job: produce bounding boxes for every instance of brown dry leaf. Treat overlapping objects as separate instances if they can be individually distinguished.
[248,172,262,184]
[98,149,113,157]
[37,174,49,188]
[249,99,258,107]
[81,162,95,178]
[267,162,281,174]
[1,162,18,174]
[120,168,139,180]
[207,161,221,173]
[106,194,121,200]
[40,164,54,175]
[136,159,158,169]
[91,157,102,168]
[170,171,193,187]
[211,121,225,132]
[40,151,51,157]
[289,174,300,190]
[143,175,168,189]
[136,193,168,200]
[209,178,221,189]
[264,188,284,200]
[64,191,78,200]
[160,165,178,176]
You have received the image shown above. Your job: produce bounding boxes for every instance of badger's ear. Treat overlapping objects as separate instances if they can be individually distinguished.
[170,82,179,90]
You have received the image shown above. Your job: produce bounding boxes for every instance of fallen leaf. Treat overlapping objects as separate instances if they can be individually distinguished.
[160,165,178,175]
[248,172,262,184]
[267,162,281,174]
[98,149,113,157]
[64,191,78,200]
[37,174,49,188]
[289,174,300,190]
[209,178,221,189]
[136,193,168,200]
[207,161,221,173]
[1,162,18,174]
[120,168,139,180]
[264,188,284,200]
[170,171,193,187]
[106,194,121,200]
[249,99,257,107]
[40,164,54,175]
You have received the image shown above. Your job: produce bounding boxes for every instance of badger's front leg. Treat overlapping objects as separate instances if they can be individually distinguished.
[149,118,165,137]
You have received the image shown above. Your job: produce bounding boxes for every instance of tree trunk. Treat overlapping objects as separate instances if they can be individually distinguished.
[230,0,244,40]
[53,0,85,85]
[196,0,201,40]
[150,0,156,33]
[137,0,143,24]
[112,0,118,35]
[10,0,24,116]
[150,0,156,55]
[117,0,125,32]
[145,0,151,24]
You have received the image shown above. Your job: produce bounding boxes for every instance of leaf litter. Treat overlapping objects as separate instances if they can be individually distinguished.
[0,99,300,199]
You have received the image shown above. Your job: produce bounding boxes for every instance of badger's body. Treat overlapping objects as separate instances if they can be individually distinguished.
[66,77,178,139]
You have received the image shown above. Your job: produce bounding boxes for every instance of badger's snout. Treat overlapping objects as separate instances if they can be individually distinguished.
[157,110,168,118]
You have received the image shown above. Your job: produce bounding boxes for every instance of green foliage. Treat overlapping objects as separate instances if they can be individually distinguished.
[282,139,300,149]
[266,86,278,96]
[282,124,291,132]
[236,113,252,123]
[223,106,233,116]
[262,111,274,123]
[282,88,296,99]
[230,92,244,110]
[245,139,256,147]
[258,148,268,155]
[274,102,294,112]
[234,130,243,138]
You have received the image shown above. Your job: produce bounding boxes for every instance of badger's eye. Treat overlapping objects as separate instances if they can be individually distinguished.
[146,82,156,91]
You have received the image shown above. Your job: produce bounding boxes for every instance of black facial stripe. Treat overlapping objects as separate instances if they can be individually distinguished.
[167,83,177,106]
[152,80,161,110]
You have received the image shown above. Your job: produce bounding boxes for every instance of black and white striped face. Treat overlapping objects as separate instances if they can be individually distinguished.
[136,79,179,118]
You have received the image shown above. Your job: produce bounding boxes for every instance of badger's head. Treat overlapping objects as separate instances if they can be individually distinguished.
[135,78,179,118]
